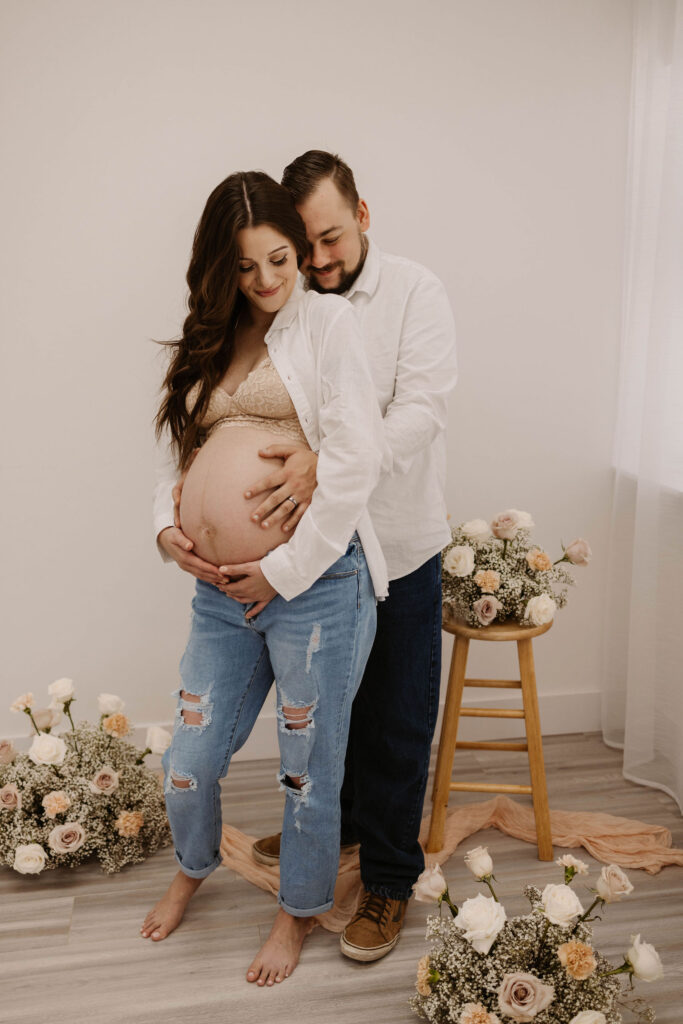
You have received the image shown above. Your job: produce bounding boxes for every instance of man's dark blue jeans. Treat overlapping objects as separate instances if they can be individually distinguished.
[339,553,442,900]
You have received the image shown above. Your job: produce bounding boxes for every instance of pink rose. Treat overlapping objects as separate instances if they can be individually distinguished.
[498,973,554,1021]
[473,596,503,626]
[491,511,521,540]
[0,739,16,765]
[564,539,592,565]
[0,783,21,811]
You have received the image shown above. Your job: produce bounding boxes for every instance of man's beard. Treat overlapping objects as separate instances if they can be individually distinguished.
[305,233,369,296]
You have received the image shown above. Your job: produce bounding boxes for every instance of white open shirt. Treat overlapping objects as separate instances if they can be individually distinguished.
[343,239,457,580]
[153,288,389,601]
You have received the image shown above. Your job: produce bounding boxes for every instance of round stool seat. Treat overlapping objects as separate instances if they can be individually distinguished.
[442,611,553,642]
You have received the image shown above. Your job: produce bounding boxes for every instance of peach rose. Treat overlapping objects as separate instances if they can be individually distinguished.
[116,810,144,837]
[0,739,16,765]
[42,790,71,818]
[0,783,21,811]
[557,940,597,980]
[459,1006,501,1024]
[497,973,554,1021]
[416,955,432,996]
[491,511,520,540]
[473,596,503,626]
[102,713,131,739]
[474,570,501,593]
[48,822,86,854]
[526,549,552,572]
[10,692,34,713]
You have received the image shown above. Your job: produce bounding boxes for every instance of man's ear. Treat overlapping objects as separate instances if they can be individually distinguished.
[357,199,370,232]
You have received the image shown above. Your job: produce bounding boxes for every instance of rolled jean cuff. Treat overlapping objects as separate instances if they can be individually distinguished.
[174,850,223,880]
[277,893,334,918]
[365,882,414,902]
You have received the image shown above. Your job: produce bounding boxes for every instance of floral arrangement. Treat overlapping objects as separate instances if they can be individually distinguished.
[411,848,661,1024]
[0,679,172,874]
[442,509,591,628]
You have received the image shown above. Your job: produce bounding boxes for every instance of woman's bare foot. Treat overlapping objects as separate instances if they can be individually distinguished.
[246,908,316,986]
[140,870,204,941]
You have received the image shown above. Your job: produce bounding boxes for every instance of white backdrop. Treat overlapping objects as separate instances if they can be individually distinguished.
[1,0,634,758]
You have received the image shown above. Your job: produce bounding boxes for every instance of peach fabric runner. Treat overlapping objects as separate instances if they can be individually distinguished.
[219,795,683,934]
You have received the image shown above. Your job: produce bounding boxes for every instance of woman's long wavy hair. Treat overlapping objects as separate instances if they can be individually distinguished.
[155,171,309,469]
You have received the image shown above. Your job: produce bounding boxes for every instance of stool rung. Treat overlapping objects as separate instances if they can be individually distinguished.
[464,678,521,689]
[456,740,528,751]
[461,707,525,719]
[449,782,533,794]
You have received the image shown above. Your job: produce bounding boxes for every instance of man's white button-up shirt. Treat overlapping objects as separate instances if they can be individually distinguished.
[342,238,457,580]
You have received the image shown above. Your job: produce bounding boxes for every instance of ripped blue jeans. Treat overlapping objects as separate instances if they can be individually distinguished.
[162,537,376,917]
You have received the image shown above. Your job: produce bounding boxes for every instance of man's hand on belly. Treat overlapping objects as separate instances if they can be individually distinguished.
[217,561,278,619]
[158,526,228,586]
[245,445,318,534]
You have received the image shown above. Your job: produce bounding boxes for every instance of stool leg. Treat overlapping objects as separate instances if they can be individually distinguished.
[517,637,553,860]
[426,635,469,853]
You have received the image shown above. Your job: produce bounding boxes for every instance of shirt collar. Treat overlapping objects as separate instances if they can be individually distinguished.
[345,235,381,299]
[265,283,305,338]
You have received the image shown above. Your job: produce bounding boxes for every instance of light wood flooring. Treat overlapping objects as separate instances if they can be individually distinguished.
[2,733,682,1024]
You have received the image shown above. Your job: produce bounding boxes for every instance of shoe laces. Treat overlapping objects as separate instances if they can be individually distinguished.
[354,891,392,926]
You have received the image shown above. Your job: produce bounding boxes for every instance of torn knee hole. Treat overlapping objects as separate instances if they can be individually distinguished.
[179,690,206,726]
[171,775,193,789]
[284,774,303,790]
[181,708,204,725]
[282,704,313,731]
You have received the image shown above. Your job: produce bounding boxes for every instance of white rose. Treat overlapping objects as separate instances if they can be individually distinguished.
[47,677,74,703]
[525,594,556,626]
[556,854,589,875]
[98,693,125,714]
[454,893,507,954]
[461,519,492,544]
[596,864,633,903]
[541,883,583,926]
[508,509,535,530]
[28,732,68,767]
[146,725,172,755]
[412,864,448,902]
[464,846,494,879]
[444,545,475,577]
[626,934,663,982]
[568,1013,607,1024]
[13,843,47,874]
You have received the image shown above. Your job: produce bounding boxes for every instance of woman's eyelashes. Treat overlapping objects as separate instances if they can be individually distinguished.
[238,255,288,274]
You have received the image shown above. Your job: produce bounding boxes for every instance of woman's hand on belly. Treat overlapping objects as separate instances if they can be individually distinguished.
[217,560,278,619]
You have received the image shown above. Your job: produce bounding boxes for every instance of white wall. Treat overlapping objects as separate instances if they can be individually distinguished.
[1,0,633,758]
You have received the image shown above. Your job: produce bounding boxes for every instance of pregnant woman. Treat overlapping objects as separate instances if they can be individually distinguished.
[143,171,388,987]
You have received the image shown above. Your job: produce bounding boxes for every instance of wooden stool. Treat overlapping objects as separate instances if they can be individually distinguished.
[426,615,553,860]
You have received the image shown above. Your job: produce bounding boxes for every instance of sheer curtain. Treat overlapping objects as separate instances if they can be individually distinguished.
[602,0,683,811]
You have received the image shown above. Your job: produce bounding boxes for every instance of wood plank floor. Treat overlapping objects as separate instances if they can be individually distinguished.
[1,733,682,1024]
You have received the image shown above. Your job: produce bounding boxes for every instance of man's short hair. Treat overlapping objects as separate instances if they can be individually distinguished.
[281,150,360,211]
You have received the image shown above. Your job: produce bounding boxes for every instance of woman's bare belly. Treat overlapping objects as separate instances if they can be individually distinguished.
[179,425,308,566]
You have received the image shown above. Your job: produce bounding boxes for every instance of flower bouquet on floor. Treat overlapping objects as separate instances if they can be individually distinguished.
[0,680,172,875]
[442,509,591,629]
[411,849,661,1024]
